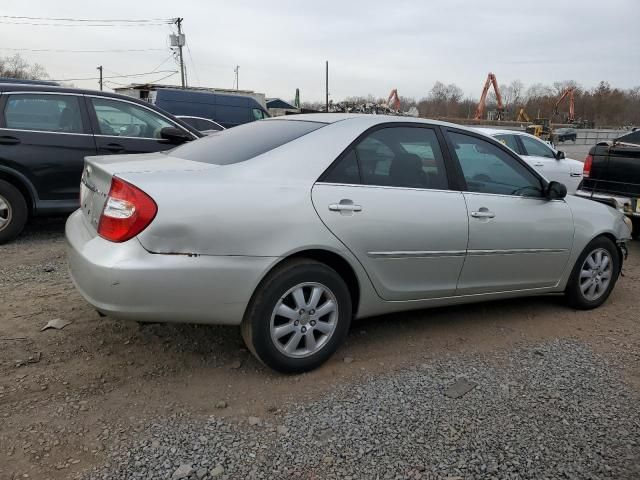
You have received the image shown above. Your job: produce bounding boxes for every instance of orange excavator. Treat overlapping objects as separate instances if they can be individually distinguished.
[554,87,575,123]
[474,73,504,120]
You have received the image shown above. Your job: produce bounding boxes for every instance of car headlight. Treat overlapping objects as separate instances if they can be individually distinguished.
[623,215,633,234]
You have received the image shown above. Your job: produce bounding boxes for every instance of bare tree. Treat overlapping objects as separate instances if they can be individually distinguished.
[0,54,48,80]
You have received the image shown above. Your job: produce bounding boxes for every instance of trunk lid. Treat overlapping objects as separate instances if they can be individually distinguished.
[79,152,215,232]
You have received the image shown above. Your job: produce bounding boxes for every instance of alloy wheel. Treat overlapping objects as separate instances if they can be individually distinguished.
[270,282,338,358]
[579,248,612,301]
[0,194,12,233]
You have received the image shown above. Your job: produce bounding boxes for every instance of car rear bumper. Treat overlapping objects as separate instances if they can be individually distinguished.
[574,189,640,218]
[65,210,275,325]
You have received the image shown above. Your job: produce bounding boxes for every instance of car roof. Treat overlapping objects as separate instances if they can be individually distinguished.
[267,113,480,131]
[475,127,528,136]
[0,82,155,104]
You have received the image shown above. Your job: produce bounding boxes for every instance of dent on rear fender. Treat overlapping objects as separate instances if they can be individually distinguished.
[137,223,203,255]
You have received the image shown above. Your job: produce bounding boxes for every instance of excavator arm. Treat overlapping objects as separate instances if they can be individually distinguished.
[554,87,575,122]
[474,73,504,120]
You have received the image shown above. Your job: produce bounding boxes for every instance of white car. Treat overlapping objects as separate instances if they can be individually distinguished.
[478,128,584,193]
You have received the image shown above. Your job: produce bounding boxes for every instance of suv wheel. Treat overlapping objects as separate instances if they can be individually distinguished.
[0,180,28,244]
[566,236,620,309]
[241,259,352,373]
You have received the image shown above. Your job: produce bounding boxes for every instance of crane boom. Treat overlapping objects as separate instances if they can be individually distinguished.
[554,87,576,122]
[474,73,504,120]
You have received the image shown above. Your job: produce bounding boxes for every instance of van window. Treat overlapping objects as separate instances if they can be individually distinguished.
[252,108,265,120]
[171,120,325,165]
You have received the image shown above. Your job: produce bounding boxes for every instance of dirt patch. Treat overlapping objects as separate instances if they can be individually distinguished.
[1,217,639,479]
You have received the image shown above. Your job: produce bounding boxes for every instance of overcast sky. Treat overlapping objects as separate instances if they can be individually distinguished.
[1,0,639,102]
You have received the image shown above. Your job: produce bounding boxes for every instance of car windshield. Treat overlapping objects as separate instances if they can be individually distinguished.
[170,119,325,165]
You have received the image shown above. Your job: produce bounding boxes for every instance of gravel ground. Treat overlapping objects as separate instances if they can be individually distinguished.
[81,340,640,480]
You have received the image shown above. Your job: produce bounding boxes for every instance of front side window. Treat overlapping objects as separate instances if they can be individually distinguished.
[4,94,84,133]
[252,108,265,121]
[353,127,448,189]
[91,97,174,139]
[494,134,521,154]
[449,131,543,197]
[519,135,556,158]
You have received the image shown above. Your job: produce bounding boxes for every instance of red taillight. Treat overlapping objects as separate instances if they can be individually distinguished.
[583,154,593,178]
[98,177,157,242]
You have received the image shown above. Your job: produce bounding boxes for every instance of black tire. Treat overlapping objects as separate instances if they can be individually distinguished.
[565,236,620,309]
[241,259,352,373]
[0,179,28,245]
[631,218,640,240]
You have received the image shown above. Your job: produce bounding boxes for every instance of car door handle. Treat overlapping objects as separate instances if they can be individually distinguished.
[328,200,362,213]
[103,143,125,153]
[329,204,362,212]
[0,136,20,145]
[533,163,544,167]
[471,210,495,219]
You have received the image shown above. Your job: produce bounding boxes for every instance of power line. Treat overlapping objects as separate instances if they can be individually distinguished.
[50,69,178,82]
[0,47,167,53]
[0,21,170,27]
[0,15,173,23]
[185,43,200,87]
[103,70,177,87]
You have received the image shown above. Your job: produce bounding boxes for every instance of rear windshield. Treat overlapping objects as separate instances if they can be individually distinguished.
[170,119,324,165]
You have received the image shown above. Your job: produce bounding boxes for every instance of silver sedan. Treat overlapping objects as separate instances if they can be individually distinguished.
[67,114,632,372]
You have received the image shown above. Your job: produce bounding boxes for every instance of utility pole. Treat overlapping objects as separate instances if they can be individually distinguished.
[325,61,329,112]
[175,17,186,88]
[234,65,239,90]
[97,65,103,91]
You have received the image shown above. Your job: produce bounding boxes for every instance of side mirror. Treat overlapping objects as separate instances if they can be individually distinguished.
[546,181,567,200]
[555,150,565,160]
[160,127,192,144]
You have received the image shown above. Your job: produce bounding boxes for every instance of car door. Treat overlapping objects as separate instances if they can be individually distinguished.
[0,91,96,202]
[312,124,469,301]
[445,129,573,294]
[87,95,194,155]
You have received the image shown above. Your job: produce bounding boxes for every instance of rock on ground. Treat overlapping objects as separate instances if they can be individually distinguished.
[79,340,640,479]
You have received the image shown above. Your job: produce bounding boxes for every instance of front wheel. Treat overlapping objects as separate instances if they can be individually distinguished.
[565,237,620,309]
[0,180,28,245]
[241,259,352,373]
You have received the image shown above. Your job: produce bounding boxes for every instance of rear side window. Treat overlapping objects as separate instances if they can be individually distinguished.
[617,130,640,145]
[321,126,449,190]
[4,94,84,133]
[171,120,324,165]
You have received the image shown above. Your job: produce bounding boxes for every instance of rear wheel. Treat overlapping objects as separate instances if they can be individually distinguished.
[241,259,352,373]
[0,180,28,245]
[565,237,620,309]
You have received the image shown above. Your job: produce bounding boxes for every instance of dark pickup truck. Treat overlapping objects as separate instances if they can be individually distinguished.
[576,131,640,238]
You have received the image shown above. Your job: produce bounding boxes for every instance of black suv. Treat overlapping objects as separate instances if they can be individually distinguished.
[0,82,201,243]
